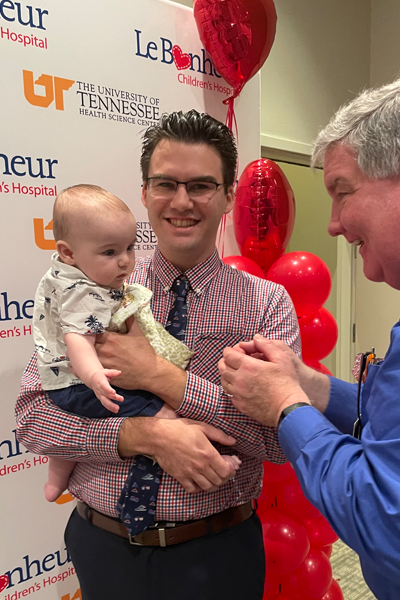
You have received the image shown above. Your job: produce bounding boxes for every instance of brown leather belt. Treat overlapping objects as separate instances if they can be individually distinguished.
[76,500,253,547]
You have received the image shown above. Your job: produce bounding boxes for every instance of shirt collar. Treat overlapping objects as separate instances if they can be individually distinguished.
[152,248,222,294]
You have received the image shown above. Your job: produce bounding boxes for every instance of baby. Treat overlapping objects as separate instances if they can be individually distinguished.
[33,184,240,534]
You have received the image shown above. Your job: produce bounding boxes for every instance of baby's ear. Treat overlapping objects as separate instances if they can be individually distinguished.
[56,240,75,265]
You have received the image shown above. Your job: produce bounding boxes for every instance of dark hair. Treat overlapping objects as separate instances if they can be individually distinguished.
[140,109,237,190]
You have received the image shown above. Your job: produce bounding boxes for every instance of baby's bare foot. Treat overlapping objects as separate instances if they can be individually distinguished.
[154,404,178,419]
[222,455,241,471]
[44,481,64,503]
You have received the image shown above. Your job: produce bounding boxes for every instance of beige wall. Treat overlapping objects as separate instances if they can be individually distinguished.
[261,0,371,152]
[171,0,371,153]
[371,0,400,85]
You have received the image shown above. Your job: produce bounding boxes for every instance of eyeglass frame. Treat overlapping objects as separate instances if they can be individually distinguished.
[145,177,226,202]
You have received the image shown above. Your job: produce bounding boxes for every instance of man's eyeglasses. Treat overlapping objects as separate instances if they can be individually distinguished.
[352,348,379,439]
[146,178,224,202]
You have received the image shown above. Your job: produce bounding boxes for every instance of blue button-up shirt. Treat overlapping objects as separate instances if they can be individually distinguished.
[279,320,400,600]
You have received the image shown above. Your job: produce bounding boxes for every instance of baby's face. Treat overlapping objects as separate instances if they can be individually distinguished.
[71,210,137,288]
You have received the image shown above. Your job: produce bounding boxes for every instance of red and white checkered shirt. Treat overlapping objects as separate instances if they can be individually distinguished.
[16,249,301,521]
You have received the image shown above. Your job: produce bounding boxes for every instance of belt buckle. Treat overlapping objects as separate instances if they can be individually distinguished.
[128,528,167,547]
[159,528,166,547]
[128,533,145,546]
[128,522,176,547]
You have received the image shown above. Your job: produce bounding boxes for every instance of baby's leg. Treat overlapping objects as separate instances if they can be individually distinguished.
[45,457,76,502]
[154,404,178,419]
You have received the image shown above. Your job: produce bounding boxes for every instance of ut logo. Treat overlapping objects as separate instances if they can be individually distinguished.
[34,218,56,250]
[23,70,75,110]
[55,491,74,505]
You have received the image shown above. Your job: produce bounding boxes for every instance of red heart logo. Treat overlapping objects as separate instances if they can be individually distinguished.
[172,45,191,70]
[0,575,9,593]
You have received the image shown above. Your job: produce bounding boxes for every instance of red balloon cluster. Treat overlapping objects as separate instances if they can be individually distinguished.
[233,159,295,275]
[223,255,265,278]
[229,163,340,598]
[267,252,331,317]
[267,252,338,365]
[259,462,342,600]
[193,0,277,99]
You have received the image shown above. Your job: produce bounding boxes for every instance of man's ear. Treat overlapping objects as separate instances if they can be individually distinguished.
[224,185,235,215]
[141,181,148,209]
[56,240,75,265]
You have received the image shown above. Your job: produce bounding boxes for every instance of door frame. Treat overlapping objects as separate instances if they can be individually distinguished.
[262,144,354,382]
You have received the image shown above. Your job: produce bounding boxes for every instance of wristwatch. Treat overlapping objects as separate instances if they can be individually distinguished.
[278,402,310,427]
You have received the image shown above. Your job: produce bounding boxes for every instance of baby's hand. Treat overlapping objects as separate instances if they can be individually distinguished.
[91,369,124,414]
[222,455,241,472]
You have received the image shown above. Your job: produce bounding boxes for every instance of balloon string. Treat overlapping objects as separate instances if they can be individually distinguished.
[217,96,240,259]
[217,213,226,257]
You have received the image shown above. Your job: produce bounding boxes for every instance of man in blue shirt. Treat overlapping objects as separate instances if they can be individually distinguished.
[219,78,400,600]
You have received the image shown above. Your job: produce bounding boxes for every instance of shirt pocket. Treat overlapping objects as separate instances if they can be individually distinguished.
[189,328,247,382]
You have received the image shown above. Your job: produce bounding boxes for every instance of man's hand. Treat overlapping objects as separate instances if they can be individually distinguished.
[239,337,331,413]
[95,320,155,389]
[96,320,187,409]
[218,335,310,427]
[118,417,238,493]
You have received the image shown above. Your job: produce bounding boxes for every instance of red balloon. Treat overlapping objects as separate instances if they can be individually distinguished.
[234,160,295,274]
[302,515,339,548]
[193,0,277,98]
[262,461,295,483]
[263,571,281,598]
[320,579,344,600]
[277,477,321,523]
[223,255,265,278]
[258,463,297,514]
[261,509,310,574]
[321,545,333,559]
[267,252,332,317]
[258,480,287,517]
[300,308,338,361]
[286,548,332,599]
[304,359,333,376]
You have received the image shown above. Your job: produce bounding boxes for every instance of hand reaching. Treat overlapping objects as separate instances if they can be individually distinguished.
[91,369,124,413]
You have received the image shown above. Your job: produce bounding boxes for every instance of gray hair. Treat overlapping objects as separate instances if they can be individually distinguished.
[311,78,400,178]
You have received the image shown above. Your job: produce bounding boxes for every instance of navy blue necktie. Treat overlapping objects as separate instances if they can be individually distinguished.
[165,276,190,341]
[117,276,190,537]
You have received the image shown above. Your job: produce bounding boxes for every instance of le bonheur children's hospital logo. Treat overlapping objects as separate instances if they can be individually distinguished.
[0,1,49,50]
[0,545,79,598]
[134,29,232,96]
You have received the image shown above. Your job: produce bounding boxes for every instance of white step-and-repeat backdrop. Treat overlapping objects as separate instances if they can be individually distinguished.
[0,1,260,598]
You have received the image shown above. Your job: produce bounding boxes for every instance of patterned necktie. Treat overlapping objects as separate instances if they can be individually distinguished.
[117,276,190,537]
[165,276,190,341]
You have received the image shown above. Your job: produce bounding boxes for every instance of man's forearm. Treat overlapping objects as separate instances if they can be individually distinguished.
[117,354,187,410]
[149,356,188,410]
[117,416,161,457]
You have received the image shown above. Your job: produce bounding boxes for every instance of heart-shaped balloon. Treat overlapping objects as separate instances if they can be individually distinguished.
[194,0,277,98]
[233,159,295,274]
